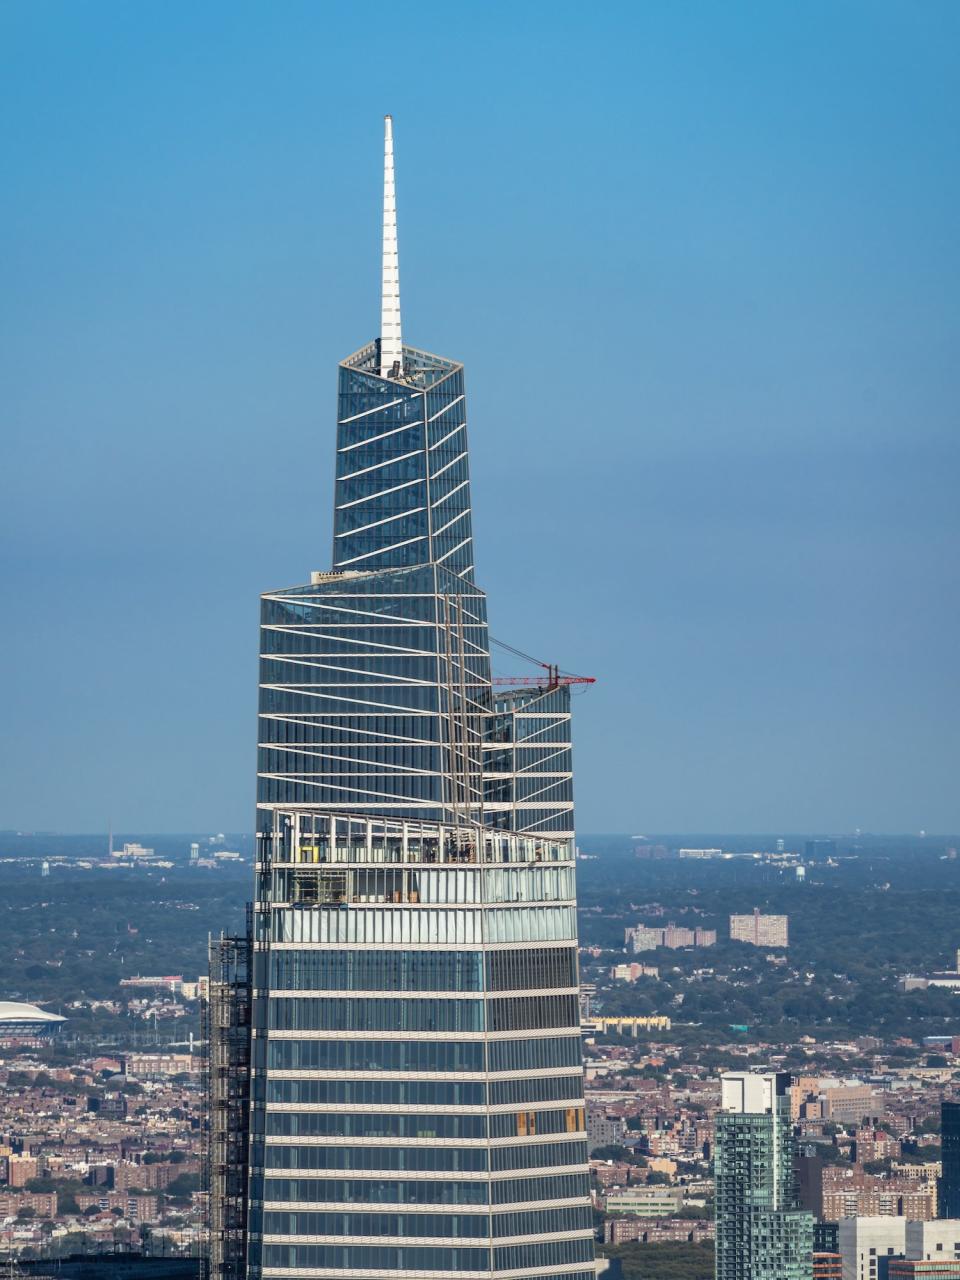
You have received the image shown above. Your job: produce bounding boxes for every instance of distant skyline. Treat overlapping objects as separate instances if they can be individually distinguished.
[2,1,958,833]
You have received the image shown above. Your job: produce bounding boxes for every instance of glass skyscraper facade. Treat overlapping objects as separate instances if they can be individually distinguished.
[212,116,595,1280]
[940,1101,960,1218]
[715,1072,814,1280]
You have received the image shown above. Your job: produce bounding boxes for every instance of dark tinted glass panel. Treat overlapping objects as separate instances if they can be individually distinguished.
[490,1139,589,1172]
[263,1178,488,1205]
[485,946,577,992]
[262,1244,488,1271]
[267,996,484,1033]
[493,1239,595,1269]
[487,994,579,1032]
[486,1034,582,1071]
[265,1078,485,1107]
[266,1112,487,1139]
[488,1074,583,1106]
[491,1172,591,1204]
[264,1146,488,1172]
[263,1211,490,1238]
[492,1205,593,1236]
[266,1039,484,1073]
[269,950,483,992]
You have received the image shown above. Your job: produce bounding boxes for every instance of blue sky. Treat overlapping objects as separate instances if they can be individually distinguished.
[2,1,958,834]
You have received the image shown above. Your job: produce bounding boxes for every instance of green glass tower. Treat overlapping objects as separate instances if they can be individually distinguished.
[715,1072,814,1280]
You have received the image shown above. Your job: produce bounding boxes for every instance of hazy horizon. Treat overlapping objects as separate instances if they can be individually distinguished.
[3,1,958,833]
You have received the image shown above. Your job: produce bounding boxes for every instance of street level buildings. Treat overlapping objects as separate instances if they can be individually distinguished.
[207,117,593,1280]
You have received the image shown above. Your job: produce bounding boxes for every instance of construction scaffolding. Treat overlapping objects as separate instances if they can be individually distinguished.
[202,927,251,1280]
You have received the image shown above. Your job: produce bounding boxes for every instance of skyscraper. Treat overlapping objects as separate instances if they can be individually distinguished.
[715,1072,814,1280]
[207,117,594,1280]
[940,1101,960,1218]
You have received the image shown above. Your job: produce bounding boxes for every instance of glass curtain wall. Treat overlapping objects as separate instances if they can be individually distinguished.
[244,340,594,1280]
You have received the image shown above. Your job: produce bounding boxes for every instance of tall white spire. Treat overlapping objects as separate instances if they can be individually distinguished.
[379,114,402,379]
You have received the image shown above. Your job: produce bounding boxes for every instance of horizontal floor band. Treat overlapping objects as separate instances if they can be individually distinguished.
[264,1102,582,1116]
[262,1268,592,1280]
[259,1028,582,1043]
[256,1165,590,1182]
[262,1230,595,1247]
[263,940,578,952]
[258,988,579,1001]
[263,1133,586,1149]
[264,1069,584,1083]
[263,1198,591,1215]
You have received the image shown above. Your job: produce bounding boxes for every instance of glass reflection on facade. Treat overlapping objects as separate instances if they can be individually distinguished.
[485,684,575,838]
[245,811,592,1279]
[219,116,594,1280]
[246,333,595,1280]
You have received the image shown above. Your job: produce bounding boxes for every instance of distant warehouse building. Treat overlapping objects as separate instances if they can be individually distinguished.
[605,1186,684,1218]
[0,1001,66,1045]
[730,907,789,947]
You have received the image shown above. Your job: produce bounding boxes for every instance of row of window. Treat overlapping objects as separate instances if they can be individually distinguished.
[262,1078,485,1107]
[258,711,440,743]
[263,1177,487,1205]
[493,1205,593,1237]
[260,686,440,715]
[262,630,438,657]
[261,755,446,786]
[488,1035,583,1073]
[495,1239,595,1268]
[490,1139,590,1173]
[252,610,477,653]
[489,1107,585,1138]
[264,1033,582,1074]
[265,1112,487,1139]
[259,1073,583,1110]
[265,994,578,1034]
[261,688,450,713]
[336,456,436,499]
[260,1171,591,1207]
[268,865,575,908]
[488,994,580,1033]
[264,1144,487,1172]
[269,904,578,945]
[258,1240,594,1271]
[336,435,431,478]
[266,996,484,1033]
[258,780,442,809]
[263,1210,486,1238]
[263,599,436,630]
[492,1172,591,1204]
[487,946,577,992]
[264,1107,584,1142]
[264,948,482,992]
[489,1073,584,1105]
[261,1204,593,1240]
[260,1137,588,1174]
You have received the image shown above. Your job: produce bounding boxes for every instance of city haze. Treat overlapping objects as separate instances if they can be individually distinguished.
[2,1,958,833]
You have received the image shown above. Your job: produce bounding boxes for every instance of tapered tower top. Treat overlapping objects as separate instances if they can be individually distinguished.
[379,114,402,379]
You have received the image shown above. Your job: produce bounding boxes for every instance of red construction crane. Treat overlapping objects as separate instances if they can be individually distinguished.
[491,663,595,690]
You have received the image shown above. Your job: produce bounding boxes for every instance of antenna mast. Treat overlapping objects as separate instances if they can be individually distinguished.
[379,115,403,378]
